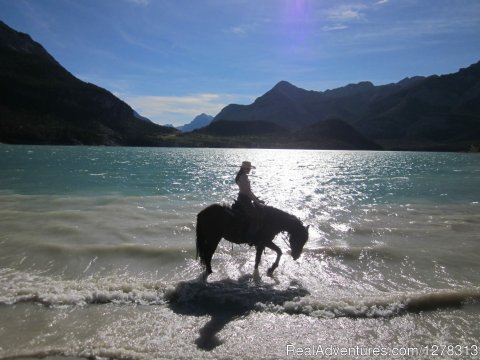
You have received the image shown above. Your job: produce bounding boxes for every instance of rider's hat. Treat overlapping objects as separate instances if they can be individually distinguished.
[241,161,256,169]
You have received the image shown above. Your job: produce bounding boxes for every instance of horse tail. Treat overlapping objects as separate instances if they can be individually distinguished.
[196,216,204,265]
[195,204,225,274]
[195,209,208,266]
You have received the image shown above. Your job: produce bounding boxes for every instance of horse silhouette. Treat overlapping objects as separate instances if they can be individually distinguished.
[196,203,309,276]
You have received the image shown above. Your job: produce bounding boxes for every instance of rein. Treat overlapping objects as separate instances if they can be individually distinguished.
[280,232,291,250]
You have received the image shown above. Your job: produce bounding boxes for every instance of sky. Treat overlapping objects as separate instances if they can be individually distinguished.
[1,0,479,126]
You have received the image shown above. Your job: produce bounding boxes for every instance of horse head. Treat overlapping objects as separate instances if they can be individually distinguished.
[289,224,309,260]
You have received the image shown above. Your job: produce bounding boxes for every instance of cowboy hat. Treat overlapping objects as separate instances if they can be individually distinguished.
[241,161,256,169]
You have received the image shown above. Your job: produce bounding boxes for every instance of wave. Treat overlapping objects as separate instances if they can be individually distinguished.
[258,288,480,319]
[2,269,479,320]
[166,277,480,320]
[0,269,169,307]
[38,242,195,259]
[0,347,143,360]
[304,245,398,260]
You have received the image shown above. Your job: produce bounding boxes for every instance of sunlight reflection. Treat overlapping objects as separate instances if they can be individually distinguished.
[280,0,314,49]
[239,150,372,249]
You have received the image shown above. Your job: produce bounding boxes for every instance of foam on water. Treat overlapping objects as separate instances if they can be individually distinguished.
[2,263,480,321]
[259,288,480,319]
[0,268,168,307]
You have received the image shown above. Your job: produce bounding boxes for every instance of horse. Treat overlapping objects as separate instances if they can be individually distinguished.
[196,203,309,276]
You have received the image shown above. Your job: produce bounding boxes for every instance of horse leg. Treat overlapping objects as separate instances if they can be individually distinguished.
[204,235,222,275]
[254,245,265,270]
[265,242,282,276]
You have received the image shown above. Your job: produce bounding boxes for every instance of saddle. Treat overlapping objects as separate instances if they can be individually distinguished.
[229,200,264,244]
[230,199,263,219]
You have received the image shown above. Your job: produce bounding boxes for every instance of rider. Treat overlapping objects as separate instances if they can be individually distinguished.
[235,161,264,246]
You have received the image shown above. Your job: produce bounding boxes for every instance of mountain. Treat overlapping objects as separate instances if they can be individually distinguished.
[2,21,477,150]
[214,62,480,150]
[177,113,214,132]
[133,111,153,123]
[213,80,413,131]
[214,81,317,130]
[195,119,288,137]
[0,21,176,145]
[294,118,382,150]
[172,118,381,150]
[356,63,480,150]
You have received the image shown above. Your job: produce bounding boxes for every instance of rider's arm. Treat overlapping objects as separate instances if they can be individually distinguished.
[237,174,262,204]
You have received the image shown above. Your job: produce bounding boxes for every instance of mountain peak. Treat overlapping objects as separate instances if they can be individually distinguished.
[177,113,214,132]
[0,20,176,145]
[272,80,299,92]
[0,21,54,61]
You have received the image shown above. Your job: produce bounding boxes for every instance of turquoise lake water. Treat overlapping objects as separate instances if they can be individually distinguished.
[0,145,479,359]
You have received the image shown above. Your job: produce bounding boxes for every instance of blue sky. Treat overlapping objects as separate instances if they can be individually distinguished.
[1,0,479,126]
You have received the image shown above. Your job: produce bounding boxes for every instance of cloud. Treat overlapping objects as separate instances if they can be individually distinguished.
[116,28,161,53]
[321,1,390,31]
[126,93,243,125]
[227,18,270,37]
[322,24,348,32]
[327,5,366,21]
[125,0,150,6]
[230,25,252,36]
[322,4,368,31]
[228,22,260,37]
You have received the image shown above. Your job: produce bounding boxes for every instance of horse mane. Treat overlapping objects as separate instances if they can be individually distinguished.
[262,205,303,231]
[263,205,298,220]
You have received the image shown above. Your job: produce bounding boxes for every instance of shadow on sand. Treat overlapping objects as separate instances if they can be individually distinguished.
[166,271,309,351]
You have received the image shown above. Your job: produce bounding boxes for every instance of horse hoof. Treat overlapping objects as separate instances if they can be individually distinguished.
[267,268,274,277]
[200,269,212,280]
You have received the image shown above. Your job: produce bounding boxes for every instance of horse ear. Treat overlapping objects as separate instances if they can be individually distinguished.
[306,225,310,232]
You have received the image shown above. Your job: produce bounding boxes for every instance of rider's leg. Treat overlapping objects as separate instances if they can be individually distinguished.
[247,221,257,246]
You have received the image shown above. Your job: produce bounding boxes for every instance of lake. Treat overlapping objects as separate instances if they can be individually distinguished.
[0,145,479,359]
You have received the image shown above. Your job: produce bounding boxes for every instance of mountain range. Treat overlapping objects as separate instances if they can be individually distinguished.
[187,118,381,150]
[214,64,480,151]
[1,20,478,151]
[0,21,176,146]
